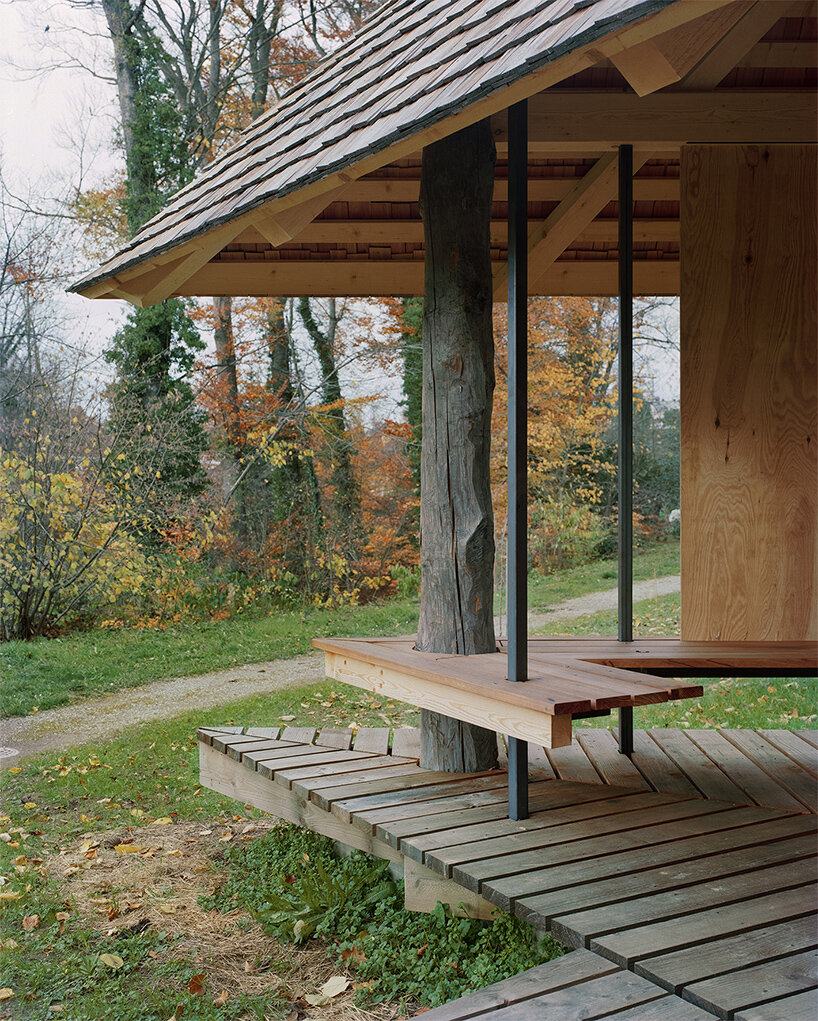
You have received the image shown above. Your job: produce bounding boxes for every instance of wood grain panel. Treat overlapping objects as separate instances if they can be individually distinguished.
[681,145,818,641]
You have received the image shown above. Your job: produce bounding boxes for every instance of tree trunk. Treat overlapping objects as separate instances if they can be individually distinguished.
[417,120,498,773]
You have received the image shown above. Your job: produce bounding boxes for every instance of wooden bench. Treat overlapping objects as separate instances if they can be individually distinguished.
[312,637,817,750]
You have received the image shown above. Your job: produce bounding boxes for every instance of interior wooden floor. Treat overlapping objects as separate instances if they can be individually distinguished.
[198,725,818,1020]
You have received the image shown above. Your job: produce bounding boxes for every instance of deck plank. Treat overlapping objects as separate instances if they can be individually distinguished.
[590,884,817,968]
[390,727,421,758]
[486,808,805,912]
[352,727,391,754]
[647,728,747,802]
[687,728,808,812]
[377,783,628,850]
[456,802,748,895]
[280,726,317,744]
[330,775,509,823]
[626,729,702,798]
[414,948,620,1020]
[576,729,651,790]
[253,749,381,779]
[795,730,818,749]
[546,741,602,783]
[552,857,817,949]
[734,987,818,1019]
[514,824,818,928]
[720,728,817,811]
[303,770,501,812]
[484,969,666,1019]
[315,727,354,749]
[407,792,673,871]
[424,794,691,879]
[757,729,818,778]
[635,914,818,993]
[684,948,818,1018]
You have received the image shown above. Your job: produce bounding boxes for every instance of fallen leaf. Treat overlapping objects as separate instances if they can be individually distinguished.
[304,993,331,1007]
[114,844,142,855]
[166,849,181,856]
[0,940,18,950]
[49,1004,66,1013]
[319,976,350,998]
[341,945,367,967]
[55,912,70,922]
[154,818,173,826]
[165,1006,183,1021]
[98,953,124,970]
[240,824,257,834]
[280,715,295,722]
[213,991,229,1006]
[0,991,12,1002]
[156,903,176,914]
[22,915,40,931]
[187,974,206,996]
[0,893,20,902]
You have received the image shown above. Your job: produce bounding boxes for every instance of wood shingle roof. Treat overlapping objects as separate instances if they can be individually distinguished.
[73,0,818,301]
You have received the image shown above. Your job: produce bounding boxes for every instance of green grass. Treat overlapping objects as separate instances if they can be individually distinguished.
[0,598,420,718]
[526,540,679,609]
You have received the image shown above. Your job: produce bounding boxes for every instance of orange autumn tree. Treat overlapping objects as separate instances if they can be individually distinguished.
[493,296,636,572]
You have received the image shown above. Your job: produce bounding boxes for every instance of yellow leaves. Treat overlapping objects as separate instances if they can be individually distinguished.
[0,892,21,902]
[98,953,124,970]
[0,989,13,1001]
[114,844,142,855]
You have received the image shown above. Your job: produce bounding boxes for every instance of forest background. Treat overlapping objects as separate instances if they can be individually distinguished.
[0,0,681,644]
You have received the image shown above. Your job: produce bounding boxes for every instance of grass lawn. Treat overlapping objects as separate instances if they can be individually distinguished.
[526,539,679,608]
[1,542,679,719]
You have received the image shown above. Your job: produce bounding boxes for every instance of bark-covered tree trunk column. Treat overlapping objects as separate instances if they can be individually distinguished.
[417,119,499,773]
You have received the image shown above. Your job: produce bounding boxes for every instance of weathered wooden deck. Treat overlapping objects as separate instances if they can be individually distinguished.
[198,724,818,1020]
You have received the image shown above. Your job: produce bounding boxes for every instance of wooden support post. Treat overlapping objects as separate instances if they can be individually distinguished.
[416,120,500,773]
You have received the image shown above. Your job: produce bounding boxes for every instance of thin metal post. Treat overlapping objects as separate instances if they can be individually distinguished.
[507,99,529,820]
[618,143,634,757]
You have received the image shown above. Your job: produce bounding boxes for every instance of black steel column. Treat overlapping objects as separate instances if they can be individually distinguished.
[507,100,529,820]
[618,143,634,756]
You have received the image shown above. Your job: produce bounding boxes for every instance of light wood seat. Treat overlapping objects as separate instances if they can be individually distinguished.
[312,636,717,749]
[313,637,817,750]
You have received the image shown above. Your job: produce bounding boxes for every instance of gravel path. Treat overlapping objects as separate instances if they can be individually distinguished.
[1,574,680,764]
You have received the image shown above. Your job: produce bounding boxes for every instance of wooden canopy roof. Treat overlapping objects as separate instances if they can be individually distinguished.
[73,0,817,303]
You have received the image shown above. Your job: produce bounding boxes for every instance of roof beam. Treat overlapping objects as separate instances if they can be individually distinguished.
[330,177,681,204]
[237,218,680,246]
[504,91,818,150]
[680,1,803,90]
[173,259,680,299]
[611,2,753,96]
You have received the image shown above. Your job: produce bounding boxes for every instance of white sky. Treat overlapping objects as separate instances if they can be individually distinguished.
[1,0,678,409]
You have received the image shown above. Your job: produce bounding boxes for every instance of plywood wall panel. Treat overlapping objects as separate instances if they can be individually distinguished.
[680,145,817,641]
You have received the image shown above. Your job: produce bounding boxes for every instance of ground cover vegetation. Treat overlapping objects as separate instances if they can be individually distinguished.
[0,686,562,1019]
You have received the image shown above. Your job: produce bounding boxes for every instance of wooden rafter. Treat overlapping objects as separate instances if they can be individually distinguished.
[680,0,803,90]
[492,152,652,299]
[252,185,348,247]
[611,2,753,96]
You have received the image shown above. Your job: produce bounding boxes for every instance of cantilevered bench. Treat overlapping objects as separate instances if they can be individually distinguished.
[312,637,817,750]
